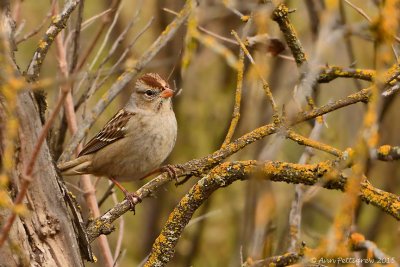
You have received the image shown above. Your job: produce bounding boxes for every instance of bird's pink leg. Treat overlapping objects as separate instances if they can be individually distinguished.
[109,177,141,214]
[139,164,179,182]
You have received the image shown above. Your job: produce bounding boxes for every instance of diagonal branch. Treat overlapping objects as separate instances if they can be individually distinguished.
[25,0,80,82]
[144,160,399,266]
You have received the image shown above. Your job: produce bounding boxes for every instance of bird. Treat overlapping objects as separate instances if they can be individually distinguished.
[57,73,178,211]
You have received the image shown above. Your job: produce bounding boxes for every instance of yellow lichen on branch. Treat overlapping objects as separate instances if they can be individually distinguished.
[271,3,307,66]
[317,65,375,83]
[374,145,400,161]
[144,160,399,266]
[285,129,343,157]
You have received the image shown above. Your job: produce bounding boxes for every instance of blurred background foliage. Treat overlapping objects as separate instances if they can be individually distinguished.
[11,0,400,266]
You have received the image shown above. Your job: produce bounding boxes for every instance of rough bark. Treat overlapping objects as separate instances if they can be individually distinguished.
[0,2,84,266]
[0,93,84,267]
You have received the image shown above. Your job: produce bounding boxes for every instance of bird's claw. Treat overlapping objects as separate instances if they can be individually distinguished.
[161,164,178,180]
[161,164,186,185]
[124,192,142,214]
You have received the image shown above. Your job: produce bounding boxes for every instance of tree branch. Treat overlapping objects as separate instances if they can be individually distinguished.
[271,3,307,67]
[285,129,343,157]
[144,160,399,266]
[350,232,398,263]
[318,65,375,83]
[25,0,80,81]
[373,145,400,161]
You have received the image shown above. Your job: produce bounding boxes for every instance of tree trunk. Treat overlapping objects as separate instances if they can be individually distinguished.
[0,3,85,267]
[0,93,85,267]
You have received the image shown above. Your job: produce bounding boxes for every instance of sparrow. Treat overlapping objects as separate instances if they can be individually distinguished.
[57,73,177,210]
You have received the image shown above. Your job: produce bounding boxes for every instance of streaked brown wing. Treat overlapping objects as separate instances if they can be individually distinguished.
[78,109,135,156]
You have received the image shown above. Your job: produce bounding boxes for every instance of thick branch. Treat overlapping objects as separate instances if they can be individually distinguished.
[144,160,400,266]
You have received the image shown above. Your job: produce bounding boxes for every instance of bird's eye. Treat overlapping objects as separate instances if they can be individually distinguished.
[144,90,155,97]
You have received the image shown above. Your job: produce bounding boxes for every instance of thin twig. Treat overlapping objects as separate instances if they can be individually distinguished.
[339,0,363,90]
[68,0,84,73]
[198,26,295,61]
[222,45,244,147]
[98,183,115,208]
[15,0,56,45]
[221,18,252,147]
[287,121,324,252]
[190,28,238,69]
[350,232,399,263]
[80,17,153,104]
[76,0,121,71]
[88,4,122,70]
[344,0,372,22]
[285,129,343,157]
[344,0,400,43]
[111,184,125,265]
[198,25,237,45]
[317,65,375,83]
[81,9,113,30]
[231,29,278,114]
[81,8,141,103]
[162,7,179,16]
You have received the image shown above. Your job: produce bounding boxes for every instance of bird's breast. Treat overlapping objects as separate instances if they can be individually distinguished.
[91,109,177,181]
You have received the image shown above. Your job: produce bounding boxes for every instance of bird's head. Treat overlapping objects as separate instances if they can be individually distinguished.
[127,73,174,112]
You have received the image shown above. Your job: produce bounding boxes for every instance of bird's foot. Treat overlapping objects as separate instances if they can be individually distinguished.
[124,191,142,214]
[140,164,184,184]
[109,177,142,214]
[160,164,188,185]
[160,164,178,180]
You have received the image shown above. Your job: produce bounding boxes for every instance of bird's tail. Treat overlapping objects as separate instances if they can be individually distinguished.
[57,155,92,176]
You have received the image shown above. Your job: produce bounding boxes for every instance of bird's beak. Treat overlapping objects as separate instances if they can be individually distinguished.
[160,88,174,98]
